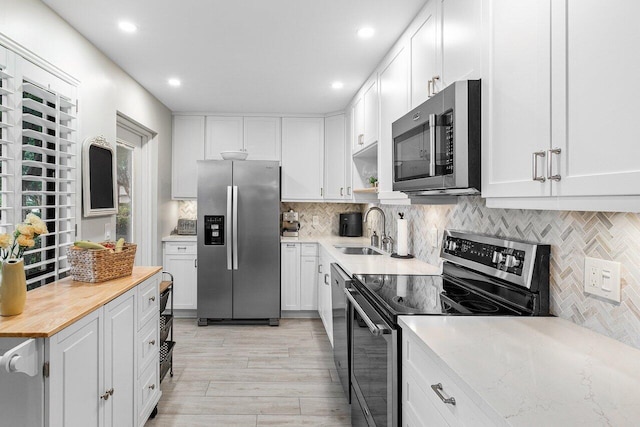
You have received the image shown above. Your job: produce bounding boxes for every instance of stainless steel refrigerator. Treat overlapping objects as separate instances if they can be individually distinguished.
[197,160,281,326]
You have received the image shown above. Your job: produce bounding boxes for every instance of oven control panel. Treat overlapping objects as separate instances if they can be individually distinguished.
[443,235,526,276]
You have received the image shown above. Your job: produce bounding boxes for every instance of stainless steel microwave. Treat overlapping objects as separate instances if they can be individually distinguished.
[392,80,481,197]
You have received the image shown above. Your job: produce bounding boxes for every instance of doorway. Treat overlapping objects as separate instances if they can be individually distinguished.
[116,115,157,265]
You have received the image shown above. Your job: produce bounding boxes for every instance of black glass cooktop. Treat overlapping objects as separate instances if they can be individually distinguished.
[353,271,522,323]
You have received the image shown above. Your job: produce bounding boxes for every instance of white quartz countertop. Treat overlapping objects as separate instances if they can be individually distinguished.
[162,235,197,242]
[281,235,441,276]
[399,316,640,426]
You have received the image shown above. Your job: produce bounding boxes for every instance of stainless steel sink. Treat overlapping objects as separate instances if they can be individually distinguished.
[333,246,383,255]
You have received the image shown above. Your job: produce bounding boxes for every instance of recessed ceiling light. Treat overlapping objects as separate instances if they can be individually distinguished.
[332,81,344,90]
[357,27,375,39]
[168,78,181,87]
[118,21,138,33]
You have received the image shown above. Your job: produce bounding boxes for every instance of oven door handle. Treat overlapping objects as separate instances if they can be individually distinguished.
[344,288,390,336]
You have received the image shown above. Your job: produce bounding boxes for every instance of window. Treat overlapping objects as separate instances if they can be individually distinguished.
[1,48,78,290]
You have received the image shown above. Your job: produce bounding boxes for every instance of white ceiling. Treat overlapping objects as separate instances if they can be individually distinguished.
[42,0,427,114]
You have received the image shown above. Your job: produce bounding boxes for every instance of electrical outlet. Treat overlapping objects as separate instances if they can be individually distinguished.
[584,256,621,303]
[312,216,320,226]
[428,227,438,248]
[104,223,112,241]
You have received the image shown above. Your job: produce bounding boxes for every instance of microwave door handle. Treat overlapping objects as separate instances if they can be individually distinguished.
[429,113,436,176]
[226,186,232,270]
[344,288,390,336]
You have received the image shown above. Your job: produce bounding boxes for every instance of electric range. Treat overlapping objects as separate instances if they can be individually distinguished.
[347,230,550,427]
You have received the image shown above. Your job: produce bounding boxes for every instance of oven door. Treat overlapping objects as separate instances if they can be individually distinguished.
[346,287,397,427]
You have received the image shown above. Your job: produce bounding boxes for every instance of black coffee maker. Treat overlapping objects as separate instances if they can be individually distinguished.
[339,212,363,237]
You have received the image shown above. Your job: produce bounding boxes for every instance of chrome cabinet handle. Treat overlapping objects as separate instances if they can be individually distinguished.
[431,75,440,96]
[100,388,114,400]
[532,151,546,182]
[428,79,433,97]
[413,111,421,121]
[340,187,344,196]
[320,187,323,197]
[286,244,296,248]
[428,114,436,176]
[148,384,156,390]
[358,134,364,145]
[149,296,156,302]
[324,273,329,285]
[149,339,156,346]
[177,246,186,250]
[194,259,197,268]
[431,383,456,406]
[547,148,561,181]
[347,187,351,196]
[344,288,390,336]
[318,264,322,274]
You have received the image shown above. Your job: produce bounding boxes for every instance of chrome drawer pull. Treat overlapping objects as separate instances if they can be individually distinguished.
[431,383,456,406]
[149,296,156,302]
[547,148,561,181]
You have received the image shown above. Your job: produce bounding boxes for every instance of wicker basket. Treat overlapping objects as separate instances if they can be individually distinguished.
[67,243,137,283]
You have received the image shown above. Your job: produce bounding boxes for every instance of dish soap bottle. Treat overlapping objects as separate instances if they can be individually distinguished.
[371,231,379,248]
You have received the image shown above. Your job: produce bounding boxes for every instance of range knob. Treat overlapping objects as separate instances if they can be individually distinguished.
[504,255,520,268]
[491,251,504,264]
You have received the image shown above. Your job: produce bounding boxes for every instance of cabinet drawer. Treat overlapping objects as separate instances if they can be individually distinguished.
[138,276,159,329]
[138,316,159,374]
[403,332,494,426]
[164,241,197,255]
[137,359,160,426]
[403,364,449,427]
[301,243,318,256]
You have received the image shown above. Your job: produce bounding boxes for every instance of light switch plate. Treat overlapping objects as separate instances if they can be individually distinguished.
[104,223,112,241]
[584,256,621,303]
[312,216,320,226]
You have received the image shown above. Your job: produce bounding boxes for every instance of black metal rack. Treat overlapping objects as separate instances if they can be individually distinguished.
[159,271,175,381]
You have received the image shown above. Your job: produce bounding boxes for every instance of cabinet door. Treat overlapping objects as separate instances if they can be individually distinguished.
[172,115,204,199]
[353,98,364,150]
[281,243,301,310]
[48,310,103,427]
[440,0,482,88]
[363,78,379,146]
[324,114,346,200]
[104,291,136,427]
[411,1,438,108]
[552,1,640,197]
[481,0,552,198]
[281,117,325,200]
[244,117,281,161]
[379,45,411,199]
[300,255,318,310]
[205,116,243,160]
[163,253,198,311]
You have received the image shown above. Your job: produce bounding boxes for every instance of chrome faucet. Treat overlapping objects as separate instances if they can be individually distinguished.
[364,207,386,248]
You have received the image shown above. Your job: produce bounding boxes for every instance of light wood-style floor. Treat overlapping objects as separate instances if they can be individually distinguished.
[146,318,351,427]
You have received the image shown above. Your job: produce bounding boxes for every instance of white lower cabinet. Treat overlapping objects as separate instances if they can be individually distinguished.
[317,246,333,346]
[162,240,197,312]
[402,328,493,427]
[47,272,161,427]
[281,243,318,312]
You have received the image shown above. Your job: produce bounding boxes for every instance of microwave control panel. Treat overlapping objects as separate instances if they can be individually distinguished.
[204,215,224,245]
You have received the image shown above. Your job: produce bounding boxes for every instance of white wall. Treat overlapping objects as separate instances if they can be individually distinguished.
[0,0,177,264]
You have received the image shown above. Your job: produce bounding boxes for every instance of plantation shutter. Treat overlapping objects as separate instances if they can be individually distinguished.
[17,59,77,289]
[0,46,15,232]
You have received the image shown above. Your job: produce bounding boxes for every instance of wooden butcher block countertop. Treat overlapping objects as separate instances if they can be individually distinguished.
[0,266,162,338]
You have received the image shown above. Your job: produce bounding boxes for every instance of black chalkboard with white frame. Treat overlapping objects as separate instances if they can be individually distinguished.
[83,136,118,217]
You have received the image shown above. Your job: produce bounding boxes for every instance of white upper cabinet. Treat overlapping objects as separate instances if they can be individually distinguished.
[324,114,348,200]
[172,115,205,199]
[205,116,243,159]
[411,0,438,108]
[438,0,482,89]
[481,0,551,199]
[551,1,640,197]
[363,78,379,146]
[483,0,640,210]
[243,117,281,161]
[281,117,325,200]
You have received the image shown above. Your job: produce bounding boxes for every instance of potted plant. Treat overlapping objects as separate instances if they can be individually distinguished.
[368,176,378,188]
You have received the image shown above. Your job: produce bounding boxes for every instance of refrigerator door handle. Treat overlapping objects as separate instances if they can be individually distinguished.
[233,185,239,270]
[226,186,233,270]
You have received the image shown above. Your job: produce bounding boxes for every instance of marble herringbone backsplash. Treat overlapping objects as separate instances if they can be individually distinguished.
[280,202,364,237]
[370,197,640,349]
[178,200,197,219]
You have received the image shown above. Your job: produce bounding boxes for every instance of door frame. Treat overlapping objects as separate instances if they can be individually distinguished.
[116,113,158,266]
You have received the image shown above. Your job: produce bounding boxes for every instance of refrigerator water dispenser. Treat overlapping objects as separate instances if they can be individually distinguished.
[204,215,225,245]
